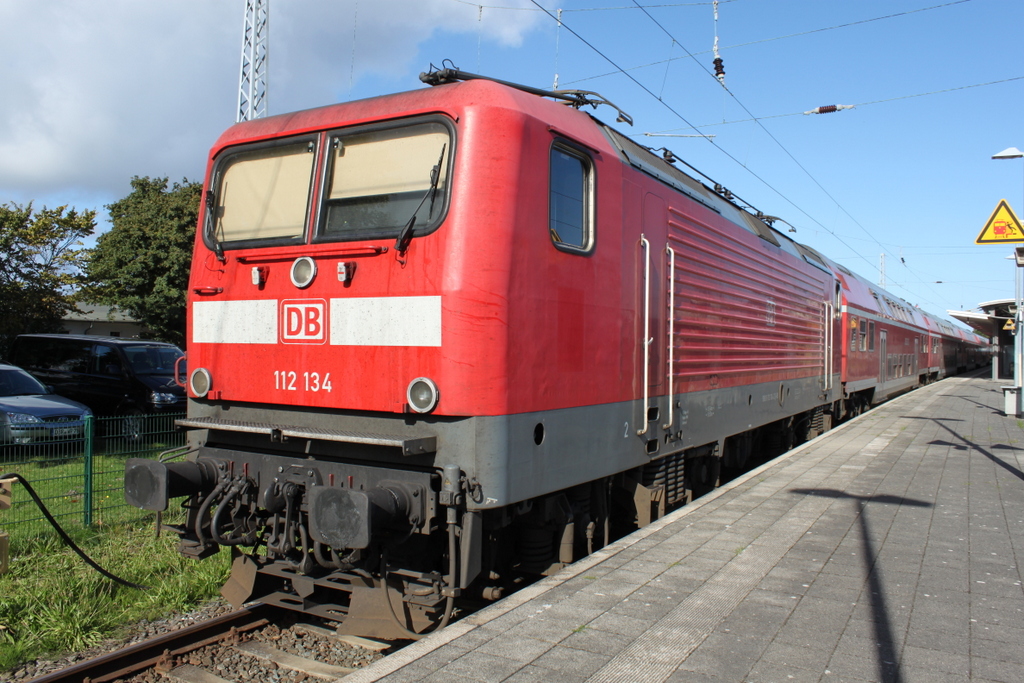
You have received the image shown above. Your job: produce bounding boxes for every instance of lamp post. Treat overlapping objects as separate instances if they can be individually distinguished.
[994,147,1024,416]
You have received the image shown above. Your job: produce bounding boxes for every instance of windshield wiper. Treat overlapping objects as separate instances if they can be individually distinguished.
[395,144,447,255]
[204,189,226,262]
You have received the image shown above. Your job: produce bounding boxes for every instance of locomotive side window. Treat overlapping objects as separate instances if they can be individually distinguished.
[549,144,594,252]
[211,139,316,246]
[318,120,452,241]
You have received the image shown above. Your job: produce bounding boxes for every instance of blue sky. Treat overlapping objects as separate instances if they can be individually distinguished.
[1,0,1021,324]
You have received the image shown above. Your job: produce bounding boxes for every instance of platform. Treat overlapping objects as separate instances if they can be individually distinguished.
[344,374,1024,683]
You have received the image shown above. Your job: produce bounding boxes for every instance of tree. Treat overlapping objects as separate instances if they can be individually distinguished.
[83,177,202,348]
[0,203,95,358]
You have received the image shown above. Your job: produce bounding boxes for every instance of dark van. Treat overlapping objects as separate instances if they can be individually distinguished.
[9,335,186,435]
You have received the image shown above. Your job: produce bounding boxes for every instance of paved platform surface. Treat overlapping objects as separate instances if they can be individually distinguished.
[345,374,1023,683]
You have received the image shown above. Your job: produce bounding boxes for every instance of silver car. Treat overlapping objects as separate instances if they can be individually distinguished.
[0,363,92,445]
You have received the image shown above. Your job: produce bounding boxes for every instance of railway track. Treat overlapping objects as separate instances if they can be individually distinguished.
[17,431,790,683]
[26,604,394,683]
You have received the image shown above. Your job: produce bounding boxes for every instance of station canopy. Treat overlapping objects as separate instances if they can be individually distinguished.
[948,299,1013,339]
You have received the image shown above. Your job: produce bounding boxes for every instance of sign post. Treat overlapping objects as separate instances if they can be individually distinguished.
[0,478,12,574]
[977,200,1024,416]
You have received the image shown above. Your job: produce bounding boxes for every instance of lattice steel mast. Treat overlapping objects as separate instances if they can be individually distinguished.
[237,0,268,122]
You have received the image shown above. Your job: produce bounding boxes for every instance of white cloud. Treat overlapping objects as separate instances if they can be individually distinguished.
[0,0,539,205]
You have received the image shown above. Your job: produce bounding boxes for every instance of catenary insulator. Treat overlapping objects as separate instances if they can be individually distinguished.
[713,57,725,85]
[803,104,855,115]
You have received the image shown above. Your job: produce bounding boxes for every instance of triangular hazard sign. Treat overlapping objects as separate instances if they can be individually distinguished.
[976,199,1024,244]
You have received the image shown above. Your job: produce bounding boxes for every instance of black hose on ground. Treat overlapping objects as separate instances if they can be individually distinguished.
[0,472,149,590]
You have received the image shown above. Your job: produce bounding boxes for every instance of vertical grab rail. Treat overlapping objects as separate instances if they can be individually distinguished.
[822,302,834,392]
[828,303,834,389]
[637,234,652,436]
[663,245,676,430]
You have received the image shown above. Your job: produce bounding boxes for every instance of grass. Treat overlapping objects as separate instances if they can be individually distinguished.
[0,413,229,672]
[0,513,230,671]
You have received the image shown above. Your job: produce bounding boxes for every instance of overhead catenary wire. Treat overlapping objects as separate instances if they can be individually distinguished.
[633,0,986,314]
[528,0,961,313]
[559,0,977,87]
[650,76,1024,131]
[451,0,742,11]
[523,0,874,271]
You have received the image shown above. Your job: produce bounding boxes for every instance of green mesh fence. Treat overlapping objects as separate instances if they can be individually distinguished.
[0,413,186,539]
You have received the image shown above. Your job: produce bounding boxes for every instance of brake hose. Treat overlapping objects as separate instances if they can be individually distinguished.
[0,472,149,590]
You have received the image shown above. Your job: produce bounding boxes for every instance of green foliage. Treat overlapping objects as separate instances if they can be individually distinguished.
[0,203,95,358]
[82,177,201,348]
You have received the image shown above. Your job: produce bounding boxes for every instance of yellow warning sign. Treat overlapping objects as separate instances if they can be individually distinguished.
[1005,318,1016,331]
[976,199,1024,244]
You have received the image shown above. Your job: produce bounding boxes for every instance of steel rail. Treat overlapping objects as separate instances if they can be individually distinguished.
[28,604,278,683]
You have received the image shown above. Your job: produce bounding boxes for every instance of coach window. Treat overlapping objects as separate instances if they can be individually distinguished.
[549,143,594,253]
[859,320,868,352]
[209,138,317,249]
[318,119,452,242]
[869,322,875,351]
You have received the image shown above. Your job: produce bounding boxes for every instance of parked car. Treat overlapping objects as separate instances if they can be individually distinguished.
[0,363,92,446]
[8,335,186,439]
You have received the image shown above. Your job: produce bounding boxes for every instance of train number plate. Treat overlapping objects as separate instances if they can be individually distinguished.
[273,371,333,393]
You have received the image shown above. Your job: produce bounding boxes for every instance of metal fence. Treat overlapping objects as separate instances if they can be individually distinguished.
[0,413,186,538]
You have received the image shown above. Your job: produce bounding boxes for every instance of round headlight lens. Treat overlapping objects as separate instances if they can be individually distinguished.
[407,377,439,413]
[290,256,317,289]
[189,368,213,398]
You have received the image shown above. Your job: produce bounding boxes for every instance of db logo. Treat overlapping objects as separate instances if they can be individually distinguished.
[281,299,327,344]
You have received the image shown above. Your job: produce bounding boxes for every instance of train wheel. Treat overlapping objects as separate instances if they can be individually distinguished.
[687,456,720,497]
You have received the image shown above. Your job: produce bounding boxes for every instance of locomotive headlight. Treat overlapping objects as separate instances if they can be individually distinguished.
[290,256,317,288]
[407,377,439,413]
[189,368,213,398]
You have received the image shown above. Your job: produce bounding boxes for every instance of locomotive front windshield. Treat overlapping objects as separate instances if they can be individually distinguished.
[211,139,317,246]
[207,119,452,250]
[318,121,451,241]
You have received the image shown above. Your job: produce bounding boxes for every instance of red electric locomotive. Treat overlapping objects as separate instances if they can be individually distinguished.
[125,69,988,637]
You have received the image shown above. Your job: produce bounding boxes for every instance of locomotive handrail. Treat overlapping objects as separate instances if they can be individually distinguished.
[823,303,834,391]
[638,235,651,437]
[235,245,388,263]
[174,353,187,389]
[663,245,676,431]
